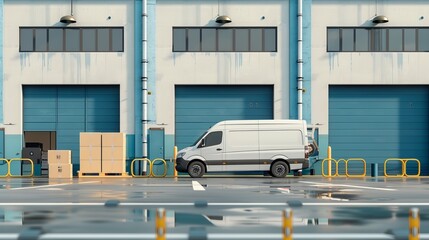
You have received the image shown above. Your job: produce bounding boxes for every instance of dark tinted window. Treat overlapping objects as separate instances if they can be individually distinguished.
[173,27,277,52]
[20,27,124,52]
[203,131,222,147]
[327,27,429,52]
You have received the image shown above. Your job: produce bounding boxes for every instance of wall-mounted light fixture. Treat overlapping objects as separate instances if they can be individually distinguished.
[215,15,232,24]
[60,0,76,23]
[215,0,231,24]
[372,15,389,24]
[372,0,388,24]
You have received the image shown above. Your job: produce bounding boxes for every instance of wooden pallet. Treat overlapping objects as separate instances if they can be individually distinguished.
[78,171,130,178]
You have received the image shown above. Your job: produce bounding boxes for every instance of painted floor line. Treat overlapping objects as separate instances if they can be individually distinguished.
[2,233,428,240]
[0,202,428,207]
[192,181,206,191]
[299,181,397,191]
[7,181,99,191]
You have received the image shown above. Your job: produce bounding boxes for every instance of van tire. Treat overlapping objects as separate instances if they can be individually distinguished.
[188,161,205,178]
[270,161,289,178]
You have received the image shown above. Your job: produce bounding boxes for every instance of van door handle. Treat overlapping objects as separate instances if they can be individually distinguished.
[216,148,222,151]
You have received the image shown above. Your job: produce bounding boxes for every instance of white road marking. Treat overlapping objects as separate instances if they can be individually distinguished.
[6,181,99,191]
[299,181,397,191]
[0,202,428,206]
[192,181,206,191]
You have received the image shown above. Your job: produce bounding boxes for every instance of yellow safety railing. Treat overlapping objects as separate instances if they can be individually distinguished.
[130,158,151,178]
[8,158,34,177]
[0,158,8,177]
[151,158,167,177]
[336,158,348,177]
[131,158,168,177]
[322,158,367,177]
[384,158,421,177]
[321,158,336,177]
[346,158,366,177]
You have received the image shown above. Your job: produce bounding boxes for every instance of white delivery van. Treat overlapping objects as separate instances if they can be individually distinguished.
[175,120,310,178]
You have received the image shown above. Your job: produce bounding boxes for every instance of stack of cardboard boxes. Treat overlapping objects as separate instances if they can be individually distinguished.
[101,133,126,174]
[79,132,126,176]
[80,133,102,174]
[48,150,72,179]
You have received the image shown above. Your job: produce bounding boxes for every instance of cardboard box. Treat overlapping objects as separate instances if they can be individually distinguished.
[49,164,73,179]
[48,150,71,164]
[102,160,125,173]
[102,133,126,147]
[80,146,102,160]
[80,159,102,173]
[80,133,102,147]
[102,147,126,161]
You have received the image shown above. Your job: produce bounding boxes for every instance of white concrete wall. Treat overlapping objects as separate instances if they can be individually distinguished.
[155,0,290,135]
[3,0,135,135]
[312,0,429,134]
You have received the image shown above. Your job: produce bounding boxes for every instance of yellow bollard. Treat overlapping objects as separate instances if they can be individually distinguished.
[156,208,166,240]
[282,208,293,240]
[409,208,420,240]
[327,146,332,177]
[173,146,178,177]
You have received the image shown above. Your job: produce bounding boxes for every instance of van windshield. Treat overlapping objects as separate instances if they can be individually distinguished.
[191,131,207,146]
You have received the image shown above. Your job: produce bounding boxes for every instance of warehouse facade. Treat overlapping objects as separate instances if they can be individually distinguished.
[1,0,428,175]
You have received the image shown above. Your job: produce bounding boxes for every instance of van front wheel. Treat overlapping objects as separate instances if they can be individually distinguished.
[188,161,205,178]
[270,161,289,178]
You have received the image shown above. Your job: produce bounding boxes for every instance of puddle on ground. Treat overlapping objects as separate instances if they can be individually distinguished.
[254,187,360,201]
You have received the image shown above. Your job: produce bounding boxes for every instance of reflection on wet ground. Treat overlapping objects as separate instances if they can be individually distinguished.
[1,177,429,239]
[1,205,427,229]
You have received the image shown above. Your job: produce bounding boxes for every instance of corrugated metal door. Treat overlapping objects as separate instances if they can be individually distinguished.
[329,86,429,176]
[23,85,119,168]
[175,85,273,150]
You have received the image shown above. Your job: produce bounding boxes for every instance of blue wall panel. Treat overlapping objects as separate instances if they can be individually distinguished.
[23,86,120,170]
[329,86,429,176]
[175,85,273,150]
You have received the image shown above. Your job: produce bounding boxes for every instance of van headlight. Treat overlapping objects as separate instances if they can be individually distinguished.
[176,152,185,159]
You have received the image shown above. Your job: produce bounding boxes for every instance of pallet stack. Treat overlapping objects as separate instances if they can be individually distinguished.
[79,133,102,176]
[48,150,72,179]
[79,132,127,177]
[102,133,126,174]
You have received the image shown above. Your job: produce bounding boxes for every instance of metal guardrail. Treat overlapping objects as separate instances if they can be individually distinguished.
[322,158,366,177]
[0,158,34,178]
[384,158,421,177]
[130,158,168,178]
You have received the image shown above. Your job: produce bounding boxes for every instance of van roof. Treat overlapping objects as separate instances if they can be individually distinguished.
[214,119,306,126]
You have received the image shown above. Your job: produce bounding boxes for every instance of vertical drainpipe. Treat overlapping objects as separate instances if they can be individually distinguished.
[297,0,303,120]
[142,0,148,172]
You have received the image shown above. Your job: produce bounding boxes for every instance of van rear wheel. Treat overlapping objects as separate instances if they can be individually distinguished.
[270,161,289,178]
[188,161,205,178]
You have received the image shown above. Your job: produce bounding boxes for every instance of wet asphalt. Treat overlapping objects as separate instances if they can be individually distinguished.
[0,176,428,240]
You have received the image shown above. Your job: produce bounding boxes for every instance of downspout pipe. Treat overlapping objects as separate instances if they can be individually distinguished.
[142,0,148,173]
[297,0,303,120]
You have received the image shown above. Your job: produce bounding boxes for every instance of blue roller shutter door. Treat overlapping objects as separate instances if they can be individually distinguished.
[23,85,119,169]
[329,86,429,176]
[175,85,274,150]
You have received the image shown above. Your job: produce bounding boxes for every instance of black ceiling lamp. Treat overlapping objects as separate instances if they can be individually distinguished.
[60,0,76,24]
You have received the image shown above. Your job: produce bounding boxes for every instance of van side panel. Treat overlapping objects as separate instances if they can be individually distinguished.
[224,124,260,171]
[258,123,306,171]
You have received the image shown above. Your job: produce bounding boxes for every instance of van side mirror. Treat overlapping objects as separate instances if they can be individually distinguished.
[198,138,206,148]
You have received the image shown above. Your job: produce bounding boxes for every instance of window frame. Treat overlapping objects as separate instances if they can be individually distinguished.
[199,131,223,148]
[327,26,429,52]
[172,27,277,52]
[19,27,124,52]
